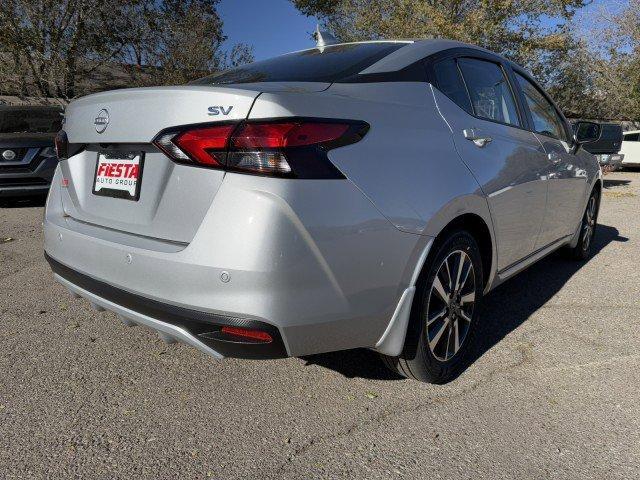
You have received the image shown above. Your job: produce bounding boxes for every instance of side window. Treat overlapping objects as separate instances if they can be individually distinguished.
[433,59,472,114]
[457,58,521,127]
[624,133,639,142]
[515,73,568,141]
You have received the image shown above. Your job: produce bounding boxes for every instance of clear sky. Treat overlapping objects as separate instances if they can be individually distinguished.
[219,0,612,61]
[219,0,318,61]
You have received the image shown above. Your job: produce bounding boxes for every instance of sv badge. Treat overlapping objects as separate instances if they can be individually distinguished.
[208,106,233,116]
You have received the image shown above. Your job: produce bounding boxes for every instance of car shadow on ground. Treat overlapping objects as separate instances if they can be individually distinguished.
[603,179,631,188]
[301,224,627,382]
[0,195,47,208]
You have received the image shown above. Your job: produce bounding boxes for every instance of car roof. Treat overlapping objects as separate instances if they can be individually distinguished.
[288,39,506,75]
[361,39,504,74]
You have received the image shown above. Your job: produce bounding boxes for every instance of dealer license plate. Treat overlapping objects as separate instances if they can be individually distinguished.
[92,152,144,201]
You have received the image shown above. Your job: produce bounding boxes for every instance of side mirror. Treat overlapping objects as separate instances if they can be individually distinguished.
[574,121,601,145]
[571,121,601,154]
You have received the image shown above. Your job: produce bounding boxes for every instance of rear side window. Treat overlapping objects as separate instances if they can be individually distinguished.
[457,58,521,127]
[433,59,472,114]
[191,43,406,85]
[515,73,568,141]
[625,133,640,141]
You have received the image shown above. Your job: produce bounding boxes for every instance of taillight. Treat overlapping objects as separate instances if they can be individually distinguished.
[54,130,68,158]
[155,124,235,167]
[152,119,368,178]
[54,130,85,159]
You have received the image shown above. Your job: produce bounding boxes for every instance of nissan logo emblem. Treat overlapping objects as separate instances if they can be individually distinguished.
[94,108,109,134]
[1,149,16,161]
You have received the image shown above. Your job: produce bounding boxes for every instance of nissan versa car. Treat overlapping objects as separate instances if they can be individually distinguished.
[44,39,602,383]
[0,105,62,199]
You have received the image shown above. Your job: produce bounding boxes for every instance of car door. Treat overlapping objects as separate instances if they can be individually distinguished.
[512,71,589,247]
[430,54,550,272]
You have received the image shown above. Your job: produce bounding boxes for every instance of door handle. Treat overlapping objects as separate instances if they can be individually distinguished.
[463,128,492,148]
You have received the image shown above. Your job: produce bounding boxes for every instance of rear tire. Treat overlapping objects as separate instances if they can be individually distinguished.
[381,230,484,384]
[566,190,599,260]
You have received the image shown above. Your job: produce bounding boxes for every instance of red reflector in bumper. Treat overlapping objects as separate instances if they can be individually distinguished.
[220,326,273,343]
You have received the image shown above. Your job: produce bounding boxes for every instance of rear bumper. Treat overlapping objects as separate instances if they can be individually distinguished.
[46,253,287,359]
[43,166,424,358]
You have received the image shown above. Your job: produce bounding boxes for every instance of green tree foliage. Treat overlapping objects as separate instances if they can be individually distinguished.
[548,1,640,121]
[597,0,640,120]
[292,0,640,120]
[292,0,587,72]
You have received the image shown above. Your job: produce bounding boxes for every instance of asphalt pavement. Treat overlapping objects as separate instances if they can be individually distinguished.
[1,171,639,479]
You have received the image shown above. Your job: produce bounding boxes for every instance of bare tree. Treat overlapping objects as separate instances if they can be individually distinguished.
[0,0,132,99]
[0,0,254,100]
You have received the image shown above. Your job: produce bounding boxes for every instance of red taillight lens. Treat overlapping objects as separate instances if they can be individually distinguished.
[229,122,350,149]
[153,119,368,178]
[231,123,297,149]
[172,124,235,166]
[220,326,273,343]
[285,123,350,146]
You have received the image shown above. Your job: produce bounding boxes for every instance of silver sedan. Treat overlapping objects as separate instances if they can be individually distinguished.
[44,39,602,383]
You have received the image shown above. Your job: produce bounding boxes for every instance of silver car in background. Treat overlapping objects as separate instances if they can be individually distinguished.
[45,39,602,383]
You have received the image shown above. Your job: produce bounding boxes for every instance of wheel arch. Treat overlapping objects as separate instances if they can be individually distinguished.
[593,178,603,216]
[425,213,494,290]
[593,177,603,198]
[568,177,603,250]
[375,200,497,357]
[419,193,497,292]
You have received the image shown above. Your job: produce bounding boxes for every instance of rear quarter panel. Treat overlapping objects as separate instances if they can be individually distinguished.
[249,83,491,239]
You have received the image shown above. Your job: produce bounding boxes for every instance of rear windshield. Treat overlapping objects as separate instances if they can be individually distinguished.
[0,107,63,134]
[191,43,407,85]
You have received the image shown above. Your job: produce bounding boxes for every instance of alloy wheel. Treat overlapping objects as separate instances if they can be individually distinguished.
[426,250,476,362]
[582,196,597,252]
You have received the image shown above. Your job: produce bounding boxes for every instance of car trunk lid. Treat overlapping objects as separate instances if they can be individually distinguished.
[59,85,261,244]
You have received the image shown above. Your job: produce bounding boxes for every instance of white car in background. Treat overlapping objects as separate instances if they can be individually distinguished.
[620,130,640,168]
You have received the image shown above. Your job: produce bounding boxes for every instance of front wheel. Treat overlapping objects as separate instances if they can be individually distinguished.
[381,230,484,384]
[566,190,599,260]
